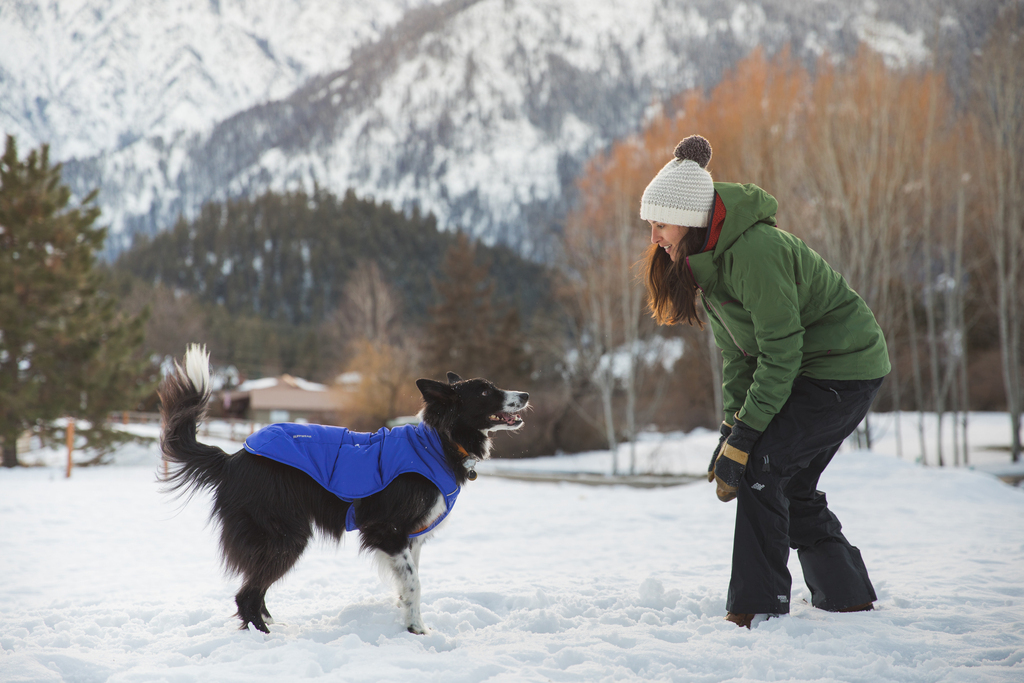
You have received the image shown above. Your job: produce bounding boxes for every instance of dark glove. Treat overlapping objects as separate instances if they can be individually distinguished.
[714,418,762,502]
[708,421,732,482]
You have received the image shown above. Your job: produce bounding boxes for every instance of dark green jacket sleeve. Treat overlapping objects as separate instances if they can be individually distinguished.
[720,345,755,426]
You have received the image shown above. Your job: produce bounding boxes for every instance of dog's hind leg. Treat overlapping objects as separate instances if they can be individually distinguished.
[235,584,272,633]
[224,515,310,633]
[235,555,296,633]
[380,539,427,634]
[260,597,273,625]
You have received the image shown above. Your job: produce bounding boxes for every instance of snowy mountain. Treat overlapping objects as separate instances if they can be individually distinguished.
[0,0,441,160]
[1,0,988,257]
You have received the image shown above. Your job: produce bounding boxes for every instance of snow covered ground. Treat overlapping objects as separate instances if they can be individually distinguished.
[477,411,1024,479]
[2,413,1023,682]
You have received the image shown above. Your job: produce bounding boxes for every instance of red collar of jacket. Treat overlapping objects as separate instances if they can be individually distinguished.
[700,192,727,254]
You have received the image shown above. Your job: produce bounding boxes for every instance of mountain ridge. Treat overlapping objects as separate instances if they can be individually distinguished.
[1,0,992,257]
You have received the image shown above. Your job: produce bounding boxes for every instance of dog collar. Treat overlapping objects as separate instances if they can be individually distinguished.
[452,442,478,481]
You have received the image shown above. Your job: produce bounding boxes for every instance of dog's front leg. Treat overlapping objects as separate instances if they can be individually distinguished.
[409,536,423,571]
[383,542,426,634]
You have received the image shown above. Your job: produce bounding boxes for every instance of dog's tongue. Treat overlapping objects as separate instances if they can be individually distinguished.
[497,411,519,425]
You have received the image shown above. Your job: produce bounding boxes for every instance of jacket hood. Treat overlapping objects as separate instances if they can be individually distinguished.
[710,183,779,258]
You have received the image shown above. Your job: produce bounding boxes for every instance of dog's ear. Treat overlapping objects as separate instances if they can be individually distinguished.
[417,378,456,402]
[446,372,462,385]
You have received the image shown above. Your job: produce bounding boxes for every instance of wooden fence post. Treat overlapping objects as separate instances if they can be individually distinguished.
[65,420,75,479]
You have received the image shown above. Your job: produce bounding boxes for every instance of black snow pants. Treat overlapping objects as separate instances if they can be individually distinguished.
[725,375,884,615]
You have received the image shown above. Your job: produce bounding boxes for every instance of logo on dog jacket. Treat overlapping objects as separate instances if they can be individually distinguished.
[244,422,459,537]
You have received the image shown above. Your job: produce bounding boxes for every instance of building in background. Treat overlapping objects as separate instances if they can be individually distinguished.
[219,374,347,424]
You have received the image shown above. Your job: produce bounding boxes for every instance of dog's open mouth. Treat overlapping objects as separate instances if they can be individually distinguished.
[488,411,524,427]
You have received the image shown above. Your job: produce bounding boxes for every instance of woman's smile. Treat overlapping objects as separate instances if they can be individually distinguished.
[648,220,691,262]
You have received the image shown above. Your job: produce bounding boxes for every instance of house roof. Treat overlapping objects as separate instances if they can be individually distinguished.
[224,374,338,412]
[237,375,327,393]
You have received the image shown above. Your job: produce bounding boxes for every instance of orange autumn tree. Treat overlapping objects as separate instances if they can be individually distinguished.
[803,49,977,462]
[647,46,809,200]
[562,141,657,473]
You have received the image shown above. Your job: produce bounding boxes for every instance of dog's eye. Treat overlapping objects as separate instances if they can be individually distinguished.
[482,389,489,396]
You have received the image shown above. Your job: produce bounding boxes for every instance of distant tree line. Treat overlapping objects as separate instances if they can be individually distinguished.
[116,188,553,328]
[110,188,556,379]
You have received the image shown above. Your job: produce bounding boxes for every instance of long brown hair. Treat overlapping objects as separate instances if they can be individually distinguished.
[642,227,707,327]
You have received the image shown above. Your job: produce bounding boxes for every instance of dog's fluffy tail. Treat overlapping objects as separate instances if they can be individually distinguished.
[159,344,227,497]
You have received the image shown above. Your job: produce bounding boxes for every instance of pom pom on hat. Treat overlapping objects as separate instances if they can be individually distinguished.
[674,135,712,168]
[640,135,715,227]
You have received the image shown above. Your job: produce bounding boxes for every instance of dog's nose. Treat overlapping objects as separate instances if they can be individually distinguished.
[518,392,529,402]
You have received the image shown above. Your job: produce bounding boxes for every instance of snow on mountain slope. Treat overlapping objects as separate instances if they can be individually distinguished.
[2,0,980,256]
[0,0,441,160]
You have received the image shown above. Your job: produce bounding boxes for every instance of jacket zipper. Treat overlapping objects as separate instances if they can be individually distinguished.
[687,256,749,357]
[700,290,749,357]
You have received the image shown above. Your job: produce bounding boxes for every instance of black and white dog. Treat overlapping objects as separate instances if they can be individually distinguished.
[159,345,528,634]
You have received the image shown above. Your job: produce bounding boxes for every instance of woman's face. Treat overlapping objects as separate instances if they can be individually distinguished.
[648,220,690,262]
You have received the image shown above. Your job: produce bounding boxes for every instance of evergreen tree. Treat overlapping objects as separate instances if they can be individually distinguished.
[422,233,529,386]
[0,136,156,467]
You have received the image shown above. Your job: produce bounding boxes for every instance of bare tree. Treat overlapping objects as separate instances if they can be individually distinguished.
[340,338,423,428]
[327,263,425,428]
[561,144,671,474]
[917,72,971,468]
[972,15,1024,462]
[339,261,399,344]
[954,160,971,464]
[561,256,620,468]
[802,50,918,452]
[562,206,632,474]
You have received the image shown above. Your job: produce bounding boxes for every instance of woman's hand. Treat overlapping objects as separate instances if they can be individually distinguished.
[708,421,732,482]
[713,418,762,502]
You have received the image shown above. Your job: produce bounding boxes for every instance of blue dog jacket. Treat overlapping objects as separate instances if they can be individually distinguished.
[243,421,459,537]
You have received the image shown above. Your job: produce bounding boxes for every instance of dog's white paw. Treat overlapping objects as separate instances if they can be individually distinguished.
[406,622,429,635]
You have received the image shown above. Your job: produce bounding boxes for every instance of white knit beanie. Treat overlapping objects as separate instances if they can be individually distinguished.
[640,135,715,227]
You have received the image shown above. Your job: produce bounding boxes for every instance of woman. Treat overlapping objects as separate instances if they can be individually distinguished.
[640,135,890,628]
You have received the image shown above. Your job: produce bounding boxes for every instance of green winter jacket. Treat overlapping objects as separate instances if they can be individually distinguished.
[686,183,890,432]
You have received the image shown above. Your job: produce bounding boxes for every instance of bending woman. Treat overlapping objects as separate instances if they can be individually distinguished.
[640,135,890,628]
